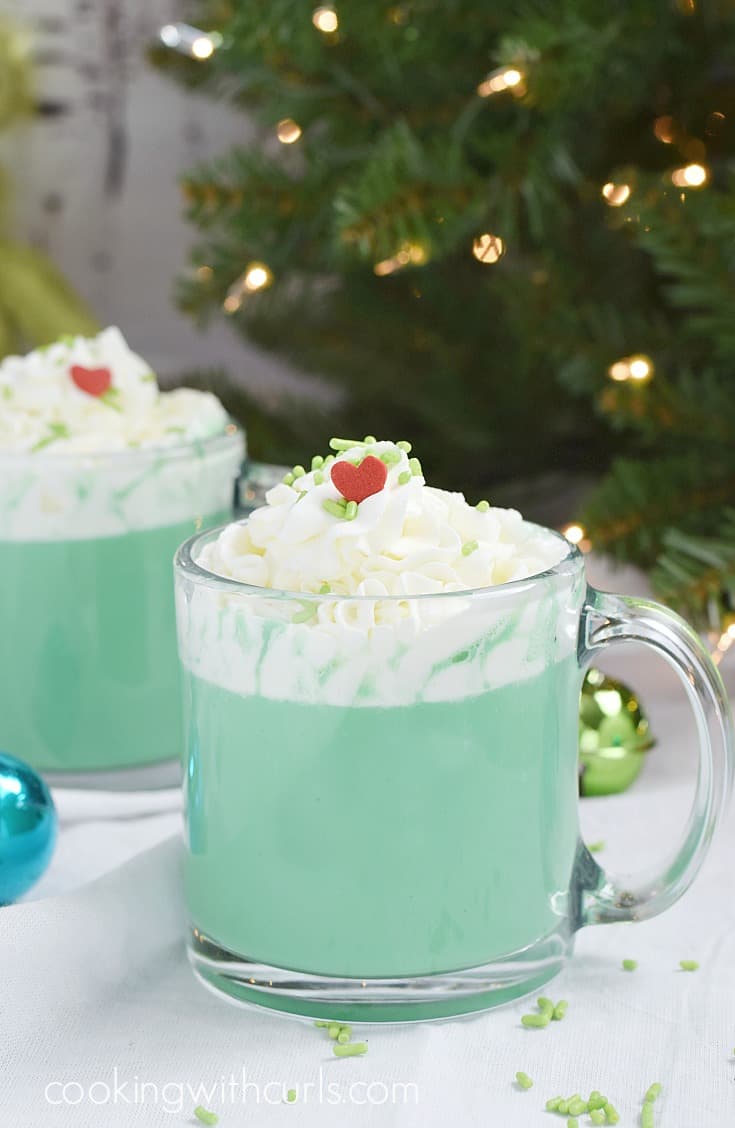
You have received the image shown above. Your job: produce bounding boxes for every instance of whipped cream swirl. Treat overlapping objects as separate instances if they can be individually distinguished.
[199,439,565,597]
[0,327,229,453]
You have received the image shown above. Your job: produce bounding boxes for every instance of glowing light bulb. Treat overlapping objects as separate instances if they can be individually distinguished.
[191,35,215,59]
[563,523,585,545]
[628,356,652,381]
[312,6,338,32]
[159,22,222,59]
[602,182,631,207]
[243,263,273,292]
[477,67,525,97]
[671,163,708,188]
[374,242,427,276]
[223,294,241,314]
[276,118,302,144]
[653,116,675,144]
[608,355,654,383]
[472,233,505,263]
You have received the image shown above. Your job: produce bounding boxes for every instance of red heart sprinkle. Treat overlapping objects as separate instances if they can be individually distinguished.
[70,365,113,398]
[331,455,388,504]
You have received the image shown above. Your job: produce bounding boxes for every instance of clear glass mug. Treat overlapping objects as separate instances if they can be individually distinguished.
[0,429,244,786]
[175,525,733,1021]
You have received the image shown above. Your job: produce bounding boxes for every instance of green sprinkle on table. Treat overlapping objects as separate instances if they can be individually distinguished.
[333,1042,368,1057]
[588,840,605,852]
[521,1012,550,1028]
[568,1096,587,1115]
[546,1096,563,1111]
[622,958,638,971]
[286,1088,297,1103]
[194,1107,219,1126]
[515,1071,533,1089]
[590,1110,605,1125]
[567,1118,579,1128]
[603,1101,620,1123]
[644,1082,662,1102]
[328,1022,341,1039]
[679,959,699,971]
[552,999,568,1020]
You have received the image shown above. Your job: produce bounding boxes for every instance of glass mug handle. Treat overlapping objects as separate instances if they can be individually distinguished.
[576,585,734,926]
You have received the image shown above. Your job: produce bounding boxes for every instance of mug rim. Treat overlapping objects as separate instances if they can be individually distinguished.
[0,422,244,467]
[175,519,583,604]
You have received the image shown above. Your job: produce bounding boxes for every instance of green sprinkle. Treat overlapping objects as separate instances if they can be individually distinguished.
[339,1024,352,1039]
[283,472,295,485]
[588,840,606,852]
[323,454,335,467]
[567,1119,579,1128]
[329,437,365,451]
[557,1099,570,1114]
[194,1108,219,1126]
[337,1029,351,1044]
[644,1083,662,1102]
[292,465,306,478]
[476,499,490,511]
[408,457,422,477]
[344,500,358,520]
[397,440,412,452]
[313,471,325,484]
[521,1013,550,1028]
[286,1088,297,1103]
[552,999,568,1020]
[323,499,348,519]
[588,1092,608,1111]
[546,1097,563,1111]
[591,1111,606,1126]
[515,1071,533,1090]
[31,422,71,452]
[622,958,638,971]
[462,540,479,556]
[641,1104,654,1128]
[328,1022,341,1039]
[604,1102,620,1124]
[333,1042,367,1057]
[313,1020,330,1027]
[568,1097,587,1115]
[380,450,401,465]
[319,582,331,594]
[292,603,317,624]
[311,455,324,470]
[363,434,377,444]
[537,996,554,1014]
[398,470,412,485]
[679,959,699,971]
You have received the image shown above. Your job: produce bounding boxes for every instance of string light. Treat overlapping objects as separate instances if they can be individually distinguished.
[607,355,654,384]
[671,163,708,188]
[195,265,213,282]
[711,621,735,665]
[477,67,525,97]
[159,23,222,59]
[653,116,675,144]
[563,524,585,545]
[312,6,338,32]
[276,118,302,144]
[223,262,273,312]
[374,243,427,276]
[562,523,592,553]
[602,182,631,207]
[472,233,505,264]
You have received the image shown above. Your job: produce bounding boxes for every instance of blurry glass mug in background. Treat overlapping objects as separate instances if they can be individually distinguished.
[176,526,733,1021]
[0,430,244,785]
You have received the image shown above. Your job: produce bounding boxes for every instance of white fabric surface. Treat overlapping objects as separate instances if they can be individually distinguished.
[3,559,735,1127]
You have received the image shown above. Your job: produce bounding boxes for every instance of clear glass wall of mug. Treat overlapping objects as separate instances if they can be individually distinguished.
[0,428,244,786]
[175,524,732,1021]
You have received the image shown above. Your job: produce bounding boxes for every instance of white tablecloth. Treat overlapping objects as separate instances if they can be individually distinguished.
[3,561,735,1127]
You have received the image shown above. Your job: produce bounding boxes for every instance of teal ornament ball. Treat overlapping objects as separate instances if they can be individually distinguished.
[579,669,655,796]
[0,751,56,903]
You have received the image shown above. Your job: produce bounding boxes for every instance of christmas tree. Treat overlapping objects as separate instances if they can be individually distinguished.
[155,2,735,633]
[0,19,97,354]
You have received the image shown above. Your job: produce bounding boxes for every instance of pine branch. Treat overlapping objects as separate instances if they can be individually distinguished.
[651,513,735,628]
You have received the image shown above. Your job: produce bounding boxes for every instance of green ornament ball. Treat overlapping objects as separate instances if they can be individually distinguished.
[579,668,654,796]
